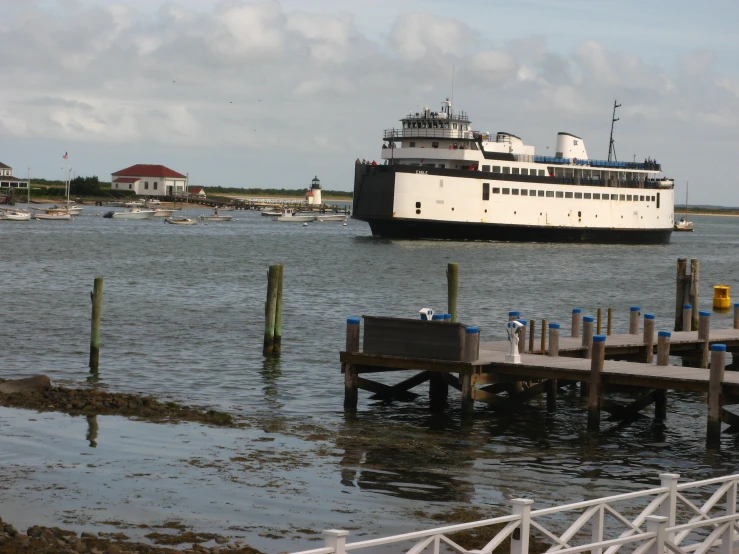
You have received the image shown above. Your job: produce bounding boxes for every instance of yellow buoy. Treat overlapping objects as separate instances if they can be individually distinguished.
[713,285,731,310]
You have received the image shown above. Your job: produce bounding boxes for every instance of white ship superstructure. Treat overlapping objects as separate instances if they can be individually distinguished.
[353,100,675,243]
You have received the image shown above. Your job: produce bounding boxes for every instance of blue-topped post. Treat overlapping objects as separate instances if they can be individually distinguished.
[734,304,739,330]
[518,320,527,354]
[707,344,726,448]
[548,323,560,357]
[443,314,452,324]
[587,335,607,431]
[643,314,656,364]
[344,317,361,411]
[509,311,521,322]
[629,306,641,335]
[657,331,671,366]
[699,310,711,369]
[682,305,692,332]
[463,326,480,363]
[432,314,445,323]
[571,308,582,338]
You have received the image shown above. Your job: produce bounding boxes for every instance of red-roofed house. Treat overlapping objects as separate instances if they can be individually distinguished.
[111,164,187,197]
[188,186,206,198]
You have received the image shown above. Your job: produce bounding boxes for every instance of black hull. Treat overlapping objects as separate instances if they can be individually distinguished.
[365,218,672,245]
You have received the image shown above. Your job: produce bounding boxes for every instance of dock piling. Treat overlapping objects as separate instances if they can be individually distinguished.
[273,264,284,355]
[263,264,281,356]
[447,263,459,323]
[588,335,606,431]
[698,311,711,369]
[89,276,104,373]
[571,308,582,338]
[607,308,613,335]
[682,305,693,332]
[629,306,641,335]
[540,319,547,353]
[344,318,361,411]
[518,320,527,354]
[548,323,560,357]
[657,331,671,366]
[734,304,739,330]
[597,308,603,335]
[691,259,700,331]
[528,320,536,353]
[643,314,655,364]
[707,344,726,448]
[675,258,687,331]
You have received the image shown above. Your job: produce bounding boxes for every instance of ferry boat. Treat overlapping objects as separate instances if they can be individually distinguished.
[352,99,675,244]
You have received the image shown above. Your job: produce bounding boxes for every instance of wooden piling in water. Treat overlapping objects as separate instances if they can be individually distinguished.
[89,276,104,372]
[447,263,459,323]
[596,308,602,335]
[655,331,670,420]
[548,323,560,357]
[690,259,700,331]
[273,264,284,355]
[571,309,582,338]
[540,319,547,353]
[528,320,536,353]
[629,306,640,335]
[607,308,613,335]
[344,318,361,411]
[519,320,527,354]
[588,335,606,431]
[643,314,655,364]
[707,344,726,448]
[682,305,693,333]
[263,264,281,356]
[734,304,739,330]
[675,258,687,331]
[698,311,711,369]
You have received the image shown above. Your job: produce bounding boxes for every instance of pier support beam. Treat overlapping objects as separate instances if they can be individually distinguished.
[540,319,547,353]
[528,320,536,353]
[588,335,606,431]
[343,318,361,412]
[607,308,613,335]
[682,305,692,333]
[460,370,474,417]
[643,314,655,364]
[89,276,104,373]
[707,344,726,448]
[571,308,582,338]
[629,306,641,335]
[597,308,603,335]
[548,323,560,357]
[734,303,739,330]
[655,331,671,420]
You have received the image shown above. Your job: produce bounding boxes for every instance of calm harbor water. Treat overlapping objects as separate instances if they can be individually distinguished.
[1,208,738,551]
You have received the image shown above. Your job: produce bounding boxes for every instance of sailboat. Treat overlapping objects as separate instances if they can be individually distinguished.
[674,181,694,232]
[0,169,32,221]
[33,162,73,221]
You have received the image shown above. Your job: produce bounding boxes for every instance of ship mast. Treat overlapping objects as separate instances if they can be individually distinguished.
[607,100,621,162]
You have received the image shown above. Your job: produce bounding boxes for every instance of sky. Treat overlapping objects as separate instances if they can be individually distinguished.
[0,0,737,204]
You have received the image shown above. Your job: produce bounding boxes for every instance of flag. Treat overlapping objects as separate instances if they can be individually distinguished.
[63,152,68,159]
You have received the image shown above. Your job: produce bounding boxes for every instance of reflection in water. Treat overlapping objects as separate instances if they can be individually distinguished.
[261,357,283,410]
[86,415,98,448]
[336,414,475,502]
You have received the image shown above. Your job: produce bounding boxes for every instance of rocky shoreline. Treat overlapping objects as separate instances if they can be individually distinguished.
[0,518,263,554]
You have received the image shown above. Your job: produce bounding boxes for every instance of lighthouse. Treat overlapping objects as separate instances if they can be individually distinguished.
[308,175,321,206]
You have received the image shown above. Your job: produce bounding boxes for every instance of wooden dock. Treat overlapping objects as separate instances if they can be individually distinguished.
[340,314,739,448]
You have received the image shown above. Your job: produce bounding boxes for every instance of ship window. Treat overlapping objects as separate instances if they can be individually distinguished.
[538,170,546,177]
[415,202,421,208]
[640,195,645,201]
[627,195,632,201]
[651,196,655,201]
[538,190,545,197]
[609,194,617,200]
[493,187,500,194]
[657,192,660,208]
[619,194,625,201]
[493,166,501,173]
[482,183,490,201]
[556,191,564,198]
[453,123,458,129]
[521,189,528,196]
[512,168,520,175]
[502,188,510,194]
[592,193,600,199]
[410,142,415,147]
[546,191,554,197]
[565,192,573,198]
[482,165,490,172]
[512,189,519,195]
[503,167,510,174]
[444,123,449,128]
[575,192,582,199]
[530,190,536,196]
[632,196,638,202]
[584,193,591,199]
[522,168,529,176]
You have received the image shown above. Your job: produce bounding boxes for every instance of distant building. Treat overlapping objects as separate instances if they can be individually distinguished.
[306,176,321,205]
[110,164,187,197]
[188,186,206,198]
[0,162,29,189]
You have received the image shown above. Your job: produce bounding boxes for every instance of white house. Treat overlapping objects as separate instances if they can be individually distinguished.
[188,186,206,198]
[110,164,187,197]
[0,162,29,189]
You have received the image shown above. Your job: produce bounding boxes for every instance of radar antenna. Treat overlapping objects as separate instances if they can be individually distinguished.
[607,100,621,162]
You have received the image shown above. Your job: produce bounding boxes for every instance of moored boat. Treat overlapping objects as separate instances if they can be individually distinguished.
[271,208,316,223]
[165,217,198,225]
[0,208,31,221]
[315,214,348,222]
[151,208,175,217]
[110,207,156,220]
[198,210,233,222]
[674,181,694,232]
[353,99,676,244]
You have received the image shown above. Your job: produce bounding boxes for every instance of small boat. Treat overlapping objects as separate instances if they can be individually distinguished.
[165,217,198,225]
[674,181,694,232]
[104,201,125,207]
[0,208,31,221]
[49,201,83,215]
[151,208,176,217]
[315,214,348,222]
[261,209,281,216]
[146,199,162,207]
[271,208,316,223]
[124,201,145,208]
[110,207,156,220]
[198,210,233,222]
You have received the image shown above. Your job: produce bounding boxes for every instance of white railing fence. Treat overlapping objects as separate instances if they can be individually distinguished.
[291,473,739,554]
